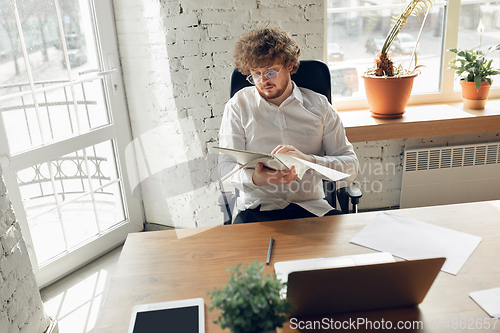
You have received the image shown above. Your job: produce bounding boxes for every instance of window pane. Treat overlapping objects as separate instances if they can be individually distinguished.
[327,0,445,99]
[1,93,44,152]
[74,81,109,131]
[16,140,126,265]
[0,1,29,92]
[1,80,109,154]
[454,1,500,91]
[27,208,66,264]
[60,195,99,249]
[15,0,70,82]
[84,140,120,190]
[13,0,101,81]
[94,182,126,231]
[0,0,110,154]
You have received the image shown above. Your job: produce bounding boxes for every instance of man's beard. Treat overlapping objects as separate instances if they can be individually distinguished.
[256,74,290,102]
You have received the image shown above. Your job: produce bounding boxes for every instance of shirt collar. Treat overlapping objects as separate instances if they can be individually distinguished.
[253,81,304,107]
[290,81,304,104]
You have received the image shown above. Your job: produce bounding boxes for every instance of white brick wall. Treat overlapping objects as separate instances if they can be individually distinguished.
[0,167,50,333]
[114,0,325,228]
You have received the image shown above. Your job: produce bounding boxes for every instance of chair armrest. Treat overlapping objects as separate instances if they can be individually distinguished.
[217,191,238,225]
[217,192,235,207]
[323,180,337,208]
[344,186,362,199]
[337,186,362,214]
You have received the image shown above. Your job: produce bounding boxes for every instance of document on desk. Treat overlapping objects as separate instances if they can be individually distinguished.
[349,212,482,275]
[469,287,500,318]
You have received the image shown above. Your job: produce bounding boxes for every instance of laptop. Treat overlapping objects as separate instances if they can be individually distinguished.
[279,255,445,318]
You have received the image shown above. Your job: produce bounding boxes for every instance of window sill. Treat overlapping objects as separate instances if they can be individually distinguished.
[340,98,500,143]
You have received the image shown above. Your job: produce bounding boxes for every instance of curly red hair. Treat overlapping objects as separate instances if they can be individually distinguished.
[233,27,301,75]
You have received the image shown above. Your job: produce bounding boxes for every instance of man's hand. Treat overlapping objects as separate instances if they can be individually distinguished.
[271,145,316,163]
[252,162,298,186]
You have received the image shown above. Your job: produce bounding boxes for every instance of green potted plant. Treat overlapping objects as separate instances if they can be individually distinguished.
[448,21,500,110]
[207,261,293,333]
[363,0,433,118]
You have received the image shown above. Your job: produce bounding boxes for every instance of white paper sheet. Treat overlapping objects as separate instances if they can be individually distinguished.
[291,156,350,182]
[274,252,395,283]
[349,212,482,275]
[274,252,395,299]
[469,287,500,318]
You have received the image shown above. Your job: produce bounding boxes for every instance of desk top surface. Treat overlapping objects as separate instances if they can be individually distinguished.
[94,200,500,333]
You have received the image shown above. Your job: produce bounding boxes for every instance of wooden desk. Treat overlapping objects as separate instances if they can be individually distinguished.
[94,200,500,332]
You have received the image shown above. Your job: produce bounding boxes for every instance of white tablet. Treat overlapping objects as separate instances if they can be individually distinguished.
[127,297,205,333]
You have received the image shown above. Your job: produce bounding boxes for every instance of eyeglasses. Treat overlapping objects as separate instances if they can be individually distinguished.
[246,66,283,85]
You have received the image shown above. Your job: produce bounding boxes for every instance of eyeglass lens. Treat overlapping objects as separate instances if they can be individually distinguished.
[248,68,280,84]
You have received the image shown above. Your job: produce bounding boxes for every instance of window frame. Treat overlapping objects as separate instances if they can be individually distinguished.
[325,0,500,111]
[0,0,144,288]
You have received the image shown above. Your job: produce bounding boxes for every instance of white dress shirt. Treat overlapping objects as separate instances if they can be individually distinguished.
[218,82,359,216]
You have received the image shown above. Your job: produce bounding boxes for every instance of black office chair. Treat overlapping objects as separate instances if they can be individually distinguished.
[218,60,362,224]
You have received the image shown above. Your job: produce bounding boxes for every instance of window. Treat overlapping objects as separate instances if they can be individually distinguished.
[326,0,500,110]
[0,0,143,288]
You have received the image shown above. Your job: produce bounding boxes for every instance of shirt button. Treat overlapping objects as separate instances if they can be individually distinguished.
[282,127,286,131]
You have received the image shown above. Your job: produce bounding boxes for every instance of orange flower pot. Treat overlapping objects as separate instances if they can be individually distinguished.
[363,74,417,119]
[460,80,491,110]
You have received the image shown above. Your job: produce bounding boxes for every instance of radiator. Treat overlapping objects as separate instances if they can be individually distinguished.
[400,142,500,209]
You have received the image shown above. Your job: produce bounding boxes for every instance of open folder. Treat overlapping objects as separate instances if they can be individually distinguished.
[213,146,350,183]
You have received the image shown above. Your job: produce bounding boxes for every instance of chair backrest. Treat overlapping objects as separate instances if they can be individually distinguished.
[230,59,332,103]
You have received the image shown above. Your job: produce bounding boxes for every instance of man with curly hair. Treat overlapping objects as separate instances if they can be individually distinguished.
[219,26,359,223]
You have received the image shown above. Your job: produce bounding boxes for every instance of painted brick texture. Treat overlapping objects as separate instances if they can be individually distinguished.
[0,166,50,333]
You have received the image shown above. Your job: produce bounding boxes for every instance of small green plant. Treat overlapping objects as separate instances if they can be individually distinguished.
[207,261,293,333]
[448,44,500,92]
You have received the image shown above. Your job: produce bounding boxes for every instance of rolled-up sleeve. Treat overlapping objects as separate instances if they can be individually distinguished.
[218,100,258,192]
